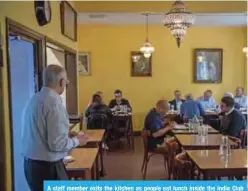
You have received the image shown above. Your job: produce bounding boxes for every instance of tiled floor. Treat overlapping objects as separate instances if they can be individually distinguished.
[102,136,168,180]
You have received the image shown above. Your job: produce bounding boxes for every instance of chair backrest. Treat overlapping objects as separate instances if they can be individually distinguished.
[240,129,247,148]
[87,113,108,130]
[228,136,241,149]
[141,130,151,150]
[174,152,192,180]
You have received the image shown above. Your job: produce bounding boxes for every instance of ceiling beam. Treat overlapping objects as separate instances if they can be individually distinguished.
[75,1,247,14]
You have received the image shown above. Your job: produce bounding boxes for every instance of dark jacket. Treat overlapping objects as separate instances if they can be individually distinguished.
[169,99,185,110]
[85,103,112,129]
[108,98,132,111]
[220,109,246,137]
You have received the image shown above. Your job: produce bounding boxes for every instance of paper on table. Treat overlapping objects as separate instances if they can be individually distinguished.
[63,156,74,164]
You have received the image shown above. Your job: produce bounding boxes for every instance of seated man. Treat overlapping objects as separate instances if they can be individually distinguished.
[180,94,205,120]
[169,89,185,111]
[108,89,132,112]
[144,100,174,151]
[217,92,240,112]
[234,87,247,108]
[197,90,216,110]
[219,97,246,137]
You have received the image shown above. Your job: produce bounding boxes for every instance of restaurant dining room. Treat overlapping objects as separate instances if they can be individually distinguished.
[0,1,247,191]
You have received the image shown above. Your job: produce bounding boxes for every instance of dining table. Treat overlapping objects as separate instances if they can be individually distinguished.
[172,124,219,134]
[186,149,247,179]
[175,134,237,150]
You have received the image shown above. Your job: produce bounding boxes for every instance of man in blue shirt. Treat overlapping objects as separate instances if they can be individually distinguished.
[180,94,205,120]
[144,100,174,150]
[234,87,247,108]
[197,90,216,110]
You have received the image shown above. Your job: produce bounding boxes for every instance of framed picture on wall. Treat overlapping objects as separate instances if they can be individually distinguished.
[194,48,223,83]
[60,1,77,41]
[78,52,91,76]
[131,51,152,77]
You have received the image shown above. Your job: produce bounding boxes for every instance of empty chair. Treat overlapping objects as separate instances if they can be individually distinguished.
[173,152,192,180]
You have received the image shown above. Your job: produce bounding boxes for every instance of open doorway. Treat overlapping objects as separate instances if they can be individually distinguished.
[46,39,78,115]
[6,18,45,191]
[46,43,67,107]
[8,34,36,191]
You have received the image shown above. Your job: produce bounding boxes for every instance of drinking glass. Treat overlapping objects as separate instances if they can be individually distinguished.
[171,105,174,111]
[199,117,203,126]
[222,136,228,145]
[124,105,128,113]
[219,144,227,156]
[188,119,192,129]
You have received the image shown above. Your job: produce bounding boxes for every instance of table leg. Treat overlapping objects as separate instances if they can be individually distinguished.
[80,120,83,131]
[84,169,91,180]
[98,141,105,177]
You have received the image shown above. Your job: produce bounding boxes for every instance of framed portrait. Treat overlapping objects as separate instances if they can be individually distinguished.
[78,52,91,76]
[194,49,223,83]
[60,1,77,41]
[131,51,152,77]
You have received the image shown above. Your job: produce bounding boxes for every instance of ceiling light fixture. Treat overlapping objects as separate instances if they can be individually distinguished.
[164,0,195,48]
[140,13,154,58]
[243,47,248,57]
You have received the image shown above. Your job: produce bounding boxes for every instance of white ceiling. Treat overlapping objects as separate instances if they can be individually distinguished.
[78,13,247,26]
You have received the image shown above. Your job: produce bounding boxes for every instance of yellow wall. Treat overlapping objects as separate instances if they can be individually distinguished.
[0,1,76,190]
[78,25,246,130]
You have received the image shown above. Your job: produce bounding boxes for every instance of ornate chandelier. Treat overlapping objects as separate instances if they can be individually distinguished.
[140,13,154,58]
[164,0,195,48]
[243,47,248,57]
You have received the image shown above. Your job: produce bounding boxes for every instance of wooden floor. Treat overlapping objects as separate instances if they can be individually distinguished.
[102,136,168,180]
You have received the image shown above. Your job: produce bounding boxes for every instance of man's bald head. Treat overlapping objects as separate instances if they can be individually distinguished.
[43,64,67,95]
[156,99,168,114]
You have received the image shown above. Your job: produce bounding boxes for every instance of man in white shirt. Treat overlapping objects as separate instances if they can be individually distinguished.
[234,87,247,108]
[21,65,88,191]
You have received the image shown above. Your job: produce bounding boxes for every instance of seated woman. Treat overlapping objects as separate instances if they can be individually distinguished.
[85,94,112,149]
[85,93,111,129]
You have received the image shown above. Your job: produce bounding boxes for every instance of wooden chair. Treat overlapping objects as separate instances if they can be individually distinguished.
[173,152,192,180]
[166,137,179,180]
[141,130,168,180]
[228,136,241,149]
[240,129,247,149]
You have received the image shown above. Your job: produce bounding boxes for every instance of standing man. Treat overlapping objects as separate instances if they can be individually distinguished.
[234,87,247,108]
[180,94,205,120]
[21,65,88,191]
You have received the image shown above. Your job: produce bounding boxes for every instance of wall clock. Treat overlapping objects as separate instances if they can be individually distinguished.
[34,1,52,26]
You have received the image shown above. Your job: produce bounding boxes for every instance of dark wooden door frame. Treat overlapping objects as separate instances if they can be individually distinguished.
[0,42,5,191]
[5,18,46,191]
[45,37,78,115]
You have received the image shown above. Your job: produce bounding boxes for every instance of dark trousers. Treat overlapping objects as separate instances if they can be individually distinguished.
[24,158,68,191]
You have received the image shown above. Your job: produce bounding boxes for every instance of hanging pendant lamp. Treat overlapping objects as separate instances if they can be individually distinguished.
[140,13,154,58]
